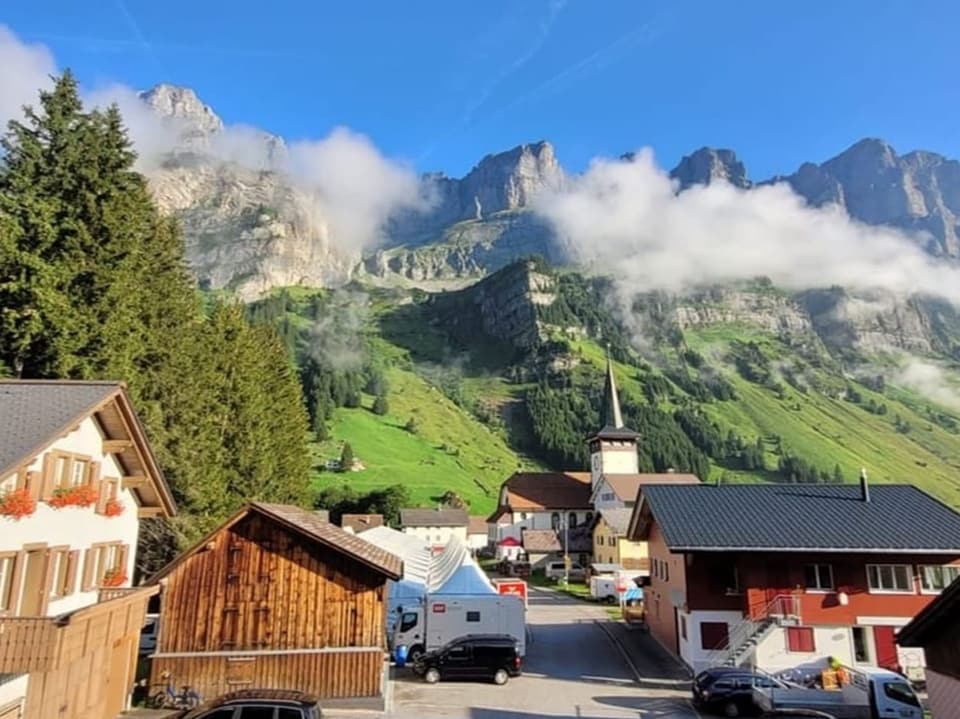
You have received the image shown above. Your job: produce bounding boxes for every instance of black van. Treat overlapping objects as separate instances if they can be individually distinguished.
[415,634,522,685]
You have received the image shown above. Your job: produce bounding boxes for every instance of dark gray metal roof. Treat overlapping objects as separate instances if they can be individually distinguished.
[400,508,468,527]
[0,380,121,478]
[641,483,960,553]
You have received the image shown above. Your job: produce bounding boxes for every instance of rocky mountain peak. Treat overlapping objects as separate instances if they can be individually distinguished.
[670,147,750,190]
[139,84,224,137]
[461,141,564,218]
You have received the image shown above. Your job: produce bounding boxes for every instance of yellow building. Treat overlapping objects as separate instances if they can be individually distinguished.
[592,508,648,569]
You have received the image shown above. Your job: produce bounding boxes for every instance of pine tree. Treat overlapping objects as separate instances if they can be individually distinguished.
[339,442,354,472]
[372,394,389,415]
[833,463,844,484]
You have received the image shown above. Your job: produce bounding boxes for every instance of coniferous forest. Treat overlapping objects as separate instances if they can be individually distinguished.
[0,74,311,575]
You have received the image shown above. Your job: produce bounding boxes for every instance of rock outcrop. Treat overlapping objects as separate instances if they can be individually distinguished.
[670,147,751,189]
[771,138,960,257]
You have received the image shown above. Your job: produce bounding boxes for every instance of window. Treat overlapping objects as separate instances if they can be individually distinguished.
[867,564,913,593]
[277,710,303,719]
[663,561,669,582]
[852,627,870,663]
[201,711,237,719]
[399,612,418,632]
[919,565,960,592]
[551,512,560,530]
[238,708,274,719]
[680,615,687,641]
[49,547,77,598]
[0,552,17,613]
[568,513,578,529]
[466,611,480,622]
[786,626,816,653]
[883,681,921,707]
[447,645,468,659]
[601,492,615,501]
[83,542,128,589]
[69,458,88,488]
[710,564,740,594]
[700,622,729,650]
[804,563,834,591]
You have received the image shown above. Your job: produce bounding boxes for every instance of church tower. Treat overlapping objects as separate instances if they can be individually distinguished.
[588,351,640,489]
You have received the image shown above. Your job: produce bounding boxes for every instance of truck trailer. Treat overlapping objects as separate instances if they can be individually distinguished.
[393,594,526,662]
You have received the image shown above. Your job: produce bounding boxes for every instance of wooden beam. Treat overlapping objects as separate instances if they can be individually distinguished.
[121,475,149,490]
[138,507,165,518]
[102,439,133,454]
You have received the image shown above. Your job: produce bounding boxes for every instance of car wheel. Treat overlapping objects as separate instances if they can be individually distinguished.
[722,700,740,717]
[424,668,441,684]
[493,669,509,685]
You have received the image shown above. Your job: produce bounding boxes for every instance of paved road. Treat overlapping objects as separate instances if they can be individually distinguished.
[388,587,702,719]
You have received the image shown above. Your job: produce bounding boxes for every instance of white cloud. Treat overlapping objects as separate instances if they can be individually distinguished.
[286,128,424,251]
[0,26,57,129]
[893,359,960,412]
[535,149,960,309]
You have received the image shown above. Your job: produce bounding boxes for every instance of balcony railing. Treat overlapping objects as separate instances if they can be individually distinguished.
[0,585,156,674]
[0,617,60,672]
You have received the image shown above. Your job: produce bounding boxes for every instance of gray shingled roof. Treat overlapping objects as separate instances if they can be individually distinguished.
[0,380,121,478]
[599,507,633,536]
[400,508,468,527]
[641,483,960,553]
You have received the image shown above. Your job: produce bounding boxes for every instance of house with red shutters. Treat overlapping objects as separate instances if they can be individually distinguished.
[626,473,960,677]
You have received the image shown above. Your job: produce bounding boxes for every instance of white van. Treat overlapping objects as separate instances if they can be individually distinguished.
[545,560,585,581]
[139,613,159,655]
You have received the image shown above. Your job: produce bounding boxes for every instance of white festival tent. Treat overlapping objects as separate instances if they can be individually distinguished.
[357,526,496,634]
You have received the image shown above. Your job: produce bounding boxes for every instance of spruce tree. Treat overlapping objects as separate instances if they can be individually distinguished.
[340,442,354,472]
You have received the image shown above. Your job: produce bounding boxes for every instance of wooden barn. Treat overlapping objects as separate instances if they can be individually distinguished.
[147,503,402,709]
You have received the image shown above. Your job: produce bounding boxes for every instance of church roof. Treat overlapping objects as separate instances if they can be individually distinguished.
[487,471,593,522]
[589,351,639,441]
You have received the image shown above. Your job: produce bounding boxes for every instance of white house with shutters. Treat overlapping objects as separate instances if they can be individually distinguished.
[0,380,176,719]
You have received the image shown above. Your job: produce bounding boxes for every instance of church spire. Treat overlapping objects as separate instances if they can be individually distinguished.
[601,345,624,429]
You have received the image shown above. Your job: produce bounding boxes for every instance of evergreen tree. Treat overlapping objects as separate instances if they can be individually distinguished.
[833,463,844,484]
[372,394,389,415]
[339,442,354,472]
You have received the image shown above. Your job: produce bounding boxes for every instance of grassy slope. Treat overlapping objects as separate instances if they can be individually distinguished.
[571,326,960,507]
[311,367,527,517]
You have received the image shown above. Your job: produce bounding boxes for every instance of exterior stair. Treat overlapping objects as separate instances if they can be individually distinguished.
[703,594,801,669]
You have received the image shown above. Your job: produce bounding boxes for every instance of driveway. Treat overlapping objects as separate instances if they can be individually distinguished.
[388,586,702,719]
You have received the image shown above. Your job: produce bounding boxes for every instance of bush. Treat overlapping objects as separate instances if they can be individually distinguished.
[372,395,389,415]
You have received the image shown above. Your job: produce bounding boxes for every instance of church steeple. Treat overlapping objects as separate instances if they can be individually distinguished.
[588,346,639,488]
[600,347,625,429]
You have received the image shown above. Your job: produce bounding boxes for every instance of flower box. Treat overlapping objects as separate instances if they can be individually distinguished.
[104,498,124,517]
[0,488,37,520]
[48,484,99,509]
[102,568,128,588]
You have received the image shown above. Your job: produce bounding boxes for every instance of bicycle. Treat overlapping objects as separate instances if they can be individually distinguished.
[149,670,202,710]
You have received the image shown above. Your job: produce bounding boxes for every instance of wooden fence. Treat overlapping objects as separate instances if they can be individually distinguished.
[150,648,385,703]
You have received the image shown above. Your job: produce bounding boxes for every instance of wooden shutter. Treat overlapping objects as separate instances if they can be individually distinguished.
[39,453,56,500]
[117,544,130,579]
[786,626,815,653]
[25,471,41,501]
[65,550,80,595]
[38,549,56,615]
[81,548,96,591]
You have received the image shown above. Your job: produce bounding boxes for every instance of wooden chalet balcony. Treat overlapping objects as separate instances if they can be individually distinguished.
[0,585,156,674]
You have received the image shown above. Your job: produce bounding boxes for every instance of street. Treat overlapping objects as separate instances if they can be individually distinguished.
[388,586,702,719]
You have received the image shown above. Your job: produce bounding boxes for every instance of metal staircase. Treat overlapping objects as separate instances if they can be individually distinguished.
[703,594,801,669]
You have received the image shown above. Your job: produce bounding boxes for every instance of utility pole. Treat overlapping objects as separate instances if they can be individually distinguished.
[563,515,570,586]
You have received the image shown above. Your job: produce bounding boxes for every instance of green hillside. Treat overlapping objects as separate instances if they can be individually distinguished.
[246,262,960,514]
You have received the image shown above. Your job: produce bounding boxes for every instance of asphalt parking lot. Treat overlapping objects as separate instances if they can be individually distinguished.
[387,586,702,719]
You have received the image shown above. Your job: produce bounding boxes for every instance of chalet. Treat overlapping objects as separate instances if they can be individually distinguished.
[0,380,176,719]
[399,508,468,551]
[898,576,960,719]
[627,476,960,676]
[340,513,383,534]
[521,527,593,570]
[148,503,402,708]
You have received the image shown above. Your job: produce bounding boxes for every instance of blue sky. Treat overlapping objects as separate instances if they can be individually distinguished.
[5,0,959,178]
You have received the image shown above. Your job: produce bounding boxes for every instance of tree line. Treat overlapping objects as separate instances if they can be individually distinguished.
[0,73,311,575]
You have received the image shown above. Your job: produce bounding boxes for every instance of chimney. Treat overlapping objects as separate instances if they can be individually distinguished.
[859,467,870,503]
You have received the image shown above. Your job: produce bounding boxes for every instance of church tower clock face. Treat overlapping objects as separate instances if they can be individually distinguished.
[591,453,601,474]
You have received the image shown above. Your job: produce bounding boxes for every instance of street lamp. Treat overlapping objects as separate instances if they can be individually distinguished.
[561,514,570,586]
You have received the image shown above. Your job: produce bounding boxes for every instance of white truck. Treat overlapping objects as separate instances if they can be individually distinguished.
[753,666,923,719]
[393,594,526,662]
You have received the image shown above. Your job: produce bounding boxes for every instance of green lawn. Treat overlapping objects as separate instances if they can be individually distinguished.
[311,366,533,515]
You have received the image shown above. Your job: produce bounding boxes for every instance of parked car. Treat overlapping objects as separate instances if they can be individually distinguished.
[693,666,788,717]
[139,613,159,655]
[176,689,321,718]
[760,711,837,718]
[414,634,522,685]
[545,560,586,581]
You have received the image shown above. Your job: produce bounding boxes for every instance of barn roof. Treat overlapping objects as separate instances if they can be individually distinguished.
[400,508,468,528]
[150,503,403,582]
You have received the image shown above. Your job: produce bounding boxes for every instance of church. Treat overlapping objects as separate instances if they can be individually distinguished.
[487,353,699,573]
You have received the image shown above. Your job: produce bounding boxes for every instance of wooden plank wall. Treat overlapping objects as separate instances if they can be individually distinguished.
[0,619,59,673]
[22,590,150,719]
[151,649,383,702]
[157,514,387,654]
